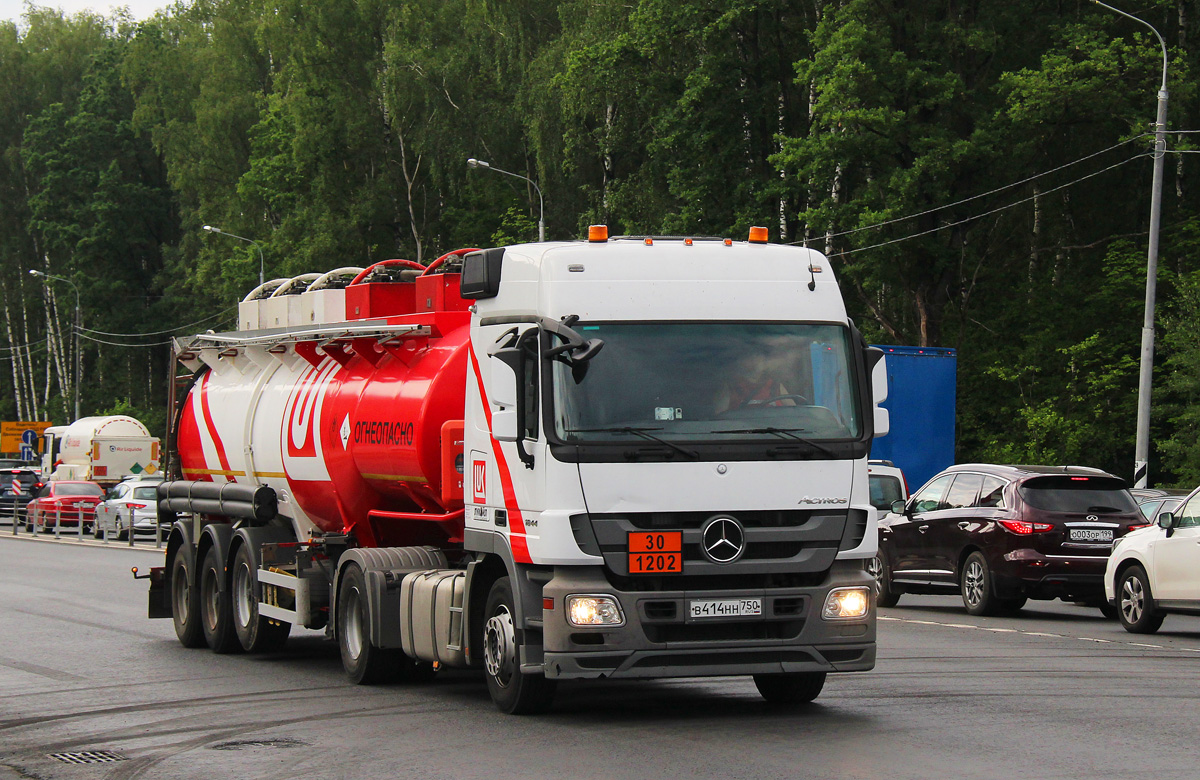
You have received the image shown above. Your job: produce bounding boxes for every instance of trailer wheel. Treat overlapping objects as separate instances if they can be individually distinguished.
[753,672,826,704]
[231,544,290,653]
[170,544,205,648]
[200,545,241,654]
[483,577,556,715]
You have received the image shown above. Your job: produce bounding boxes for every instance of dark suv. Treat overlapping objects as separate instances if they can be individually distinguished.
[0,467,43,522]
[873,464,1144,616]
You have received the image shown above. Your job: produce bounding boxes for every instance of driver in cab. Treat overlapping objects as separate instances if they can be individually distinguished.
[714,350,798,414]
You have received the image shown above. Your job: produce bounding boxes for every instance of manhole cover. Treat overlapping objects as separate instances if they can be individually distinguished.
[48,751,127,765]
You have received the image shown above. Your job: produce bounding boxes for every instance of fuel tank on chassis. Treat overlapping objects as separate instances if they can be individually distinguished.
[176,312,471,545]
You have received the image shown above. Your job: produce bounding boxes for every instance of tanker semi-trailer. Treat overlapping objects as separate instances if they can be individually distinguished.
[143,229,889,714]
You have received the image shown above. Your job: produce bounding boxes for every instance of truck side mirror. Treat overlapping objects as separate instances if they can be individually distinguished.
[489,353,519,443]
[873,406,890,437]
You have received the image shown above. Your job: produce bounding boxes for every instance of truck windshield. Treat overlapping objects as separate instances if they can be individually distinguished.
[551,322,861,443]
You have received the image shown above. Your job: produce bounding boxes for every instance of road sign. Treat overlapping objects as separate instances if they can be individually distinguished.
[19,445,35,461]
[1,422,52,455]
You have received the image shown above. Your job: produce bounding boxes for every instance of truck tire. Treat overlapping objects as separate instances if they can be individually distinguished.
[337,563,407,684]
[200,544,241,654]
[483,577,556,715]
[170,544,205,648]
[753,672,826,704]
[231,543,290,653]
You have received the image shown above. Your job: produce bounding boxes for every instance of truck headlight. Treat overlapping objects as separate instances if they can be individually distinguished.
[822,587,870,620]
[566,595,625,627]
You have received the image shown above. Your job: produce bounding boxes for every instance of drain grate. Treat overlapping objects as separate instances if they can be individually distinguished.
[48,751,128,765]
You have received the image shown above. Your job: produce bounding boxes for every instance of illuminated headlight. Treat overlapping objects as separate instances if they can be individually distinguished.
[566,595,625,627]
[822,587,870,620]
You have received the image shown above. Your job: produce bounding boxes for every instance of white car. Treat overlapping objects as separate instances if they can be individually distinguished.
[94,479,163,541]
[866,460,908,604]
[1105,485,1200,633]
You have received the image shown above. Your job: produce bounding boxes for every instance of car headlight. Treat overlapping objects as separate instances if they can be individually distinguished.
[823,587,871,620]
[566,595,625,627]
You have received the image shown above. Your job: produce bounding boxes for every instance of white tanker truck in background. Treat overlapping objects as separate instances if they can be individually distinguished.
[42,415,160,486]
[143,227,889,714]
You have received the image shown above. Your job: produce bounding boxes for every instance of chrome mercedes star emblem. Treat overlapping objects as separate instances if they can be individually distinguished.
[701,516,746,564]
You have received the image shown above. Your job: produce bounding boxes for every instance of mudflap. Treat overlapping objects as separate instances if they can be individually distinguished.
[146,565,170,619]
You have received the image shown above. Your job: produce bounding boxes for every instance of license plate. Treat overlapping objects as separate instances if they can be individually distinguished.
[628,532,682,574]
[689,598,762,618]
[1069,528,1113,543]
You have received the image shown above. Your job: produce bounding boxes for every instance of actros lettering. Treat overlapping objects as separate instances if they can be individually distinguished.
[353,420,415,447]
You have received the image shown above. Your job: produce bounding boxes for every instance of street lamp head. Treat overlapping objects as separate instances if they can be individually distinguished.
[28,269,43,277]
[202,225,219,233]
[466,158,490,170]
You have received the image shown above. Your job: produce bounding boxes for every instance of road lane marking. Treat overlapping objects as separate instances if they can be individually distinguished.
[881,615,1199,654]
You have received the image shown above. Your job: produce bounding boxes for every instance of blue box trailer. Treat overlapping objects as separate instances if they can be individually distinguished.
[870,345,957,491]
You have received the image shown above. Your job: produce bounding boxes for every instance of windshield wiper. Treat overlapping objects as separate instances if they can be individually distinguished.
[565,427,699,459]
[721,427,837,457]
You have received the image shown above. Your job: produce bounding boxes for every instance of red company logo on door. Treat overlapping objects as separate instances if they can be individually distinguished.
[472,460,487,503]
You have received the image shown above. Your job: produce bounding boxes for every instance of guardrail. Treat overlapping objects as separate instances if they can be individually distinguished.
[6,500,163,548]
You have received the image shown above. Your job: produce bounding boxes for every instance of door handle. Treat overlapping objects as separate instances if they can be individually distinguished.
[918,525,929,534]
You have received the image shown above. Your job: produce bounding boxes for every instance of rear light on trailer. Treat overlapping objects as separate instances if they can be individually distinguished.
[999,520,1054,534]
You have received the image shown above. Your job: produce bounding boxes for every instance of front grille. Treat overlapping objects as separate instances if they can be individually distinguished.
[574,509,850,578]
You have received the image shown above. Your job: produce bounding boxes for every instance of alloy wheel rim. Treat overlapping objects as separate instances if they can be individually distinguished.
[1121,576,1144,623]
[964,561,985,607]
[866,556,884,588]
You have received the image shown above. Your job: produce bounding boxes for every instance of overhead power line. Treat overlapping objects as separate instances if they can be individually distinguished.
[790,134,1152,248]
[80,306,238,338]
[829,153,1149,259]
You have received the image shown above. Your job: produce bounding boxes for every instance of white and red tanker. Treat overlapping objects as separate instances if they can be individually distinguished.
[145,228,889,713]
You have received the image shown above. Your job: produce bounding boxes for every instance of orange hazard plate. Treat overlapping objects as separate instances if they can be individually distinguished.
[628,531,683,574]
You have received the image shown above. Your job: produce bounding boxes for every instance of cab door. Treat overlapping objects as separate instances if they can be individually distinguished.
[1152,493,1200,602]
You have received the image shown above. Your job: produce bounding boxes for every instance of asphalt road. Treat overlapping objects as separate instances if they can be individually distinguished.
[2,534,1198,780]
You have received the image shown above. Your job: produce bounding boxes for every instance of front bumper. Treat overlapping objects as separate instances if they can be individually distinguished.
[540,561,875,680]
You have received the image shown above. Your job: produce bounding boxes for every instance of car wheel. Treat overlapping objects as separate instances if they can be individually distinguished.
[961,551,1001,616]
[92,516,103,539]
[483,576,556,714]
[867,553,900,608]
[754,672,827,704]
[1117,566,1165,634]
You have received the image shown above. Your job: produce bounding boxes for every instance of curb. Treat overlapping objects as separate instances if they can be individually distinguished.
[0,533,165,553]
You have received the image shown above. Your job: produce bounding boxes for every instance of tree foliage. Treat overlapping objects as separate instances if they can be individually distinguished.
[0,0,1198,486]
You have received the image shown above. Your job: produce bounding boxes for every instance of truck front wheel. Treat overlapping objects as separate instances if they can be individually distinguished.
[232,544,290,653]
[483,577,556,715]
[170,544,205,648]
[200,545,241,654]
[753,672,826,704]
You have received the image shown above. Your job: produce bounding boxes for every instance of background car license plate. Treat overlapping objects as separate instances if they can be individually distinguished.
[628,531,682,574]
[689,599,762,618]
[1070,528,1113,542]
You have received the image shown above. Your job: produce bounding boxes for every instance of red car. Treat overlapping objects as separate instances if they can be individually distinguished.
[25,481,104,534]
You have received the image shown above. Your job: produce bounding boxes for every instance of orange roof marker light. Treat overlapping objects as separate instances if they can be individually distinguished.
[723,238,733,246]
[683,238,694,246]
[588,225,609,243]
[644,237,654,245]
[748,226,769,244]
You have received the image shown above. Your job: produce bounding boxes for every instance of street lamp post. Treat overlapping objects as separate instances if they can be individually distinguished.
[29,270,81,421]
[202,225,265,286]
[1092,0,1168,488]
[466,158,545,242]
